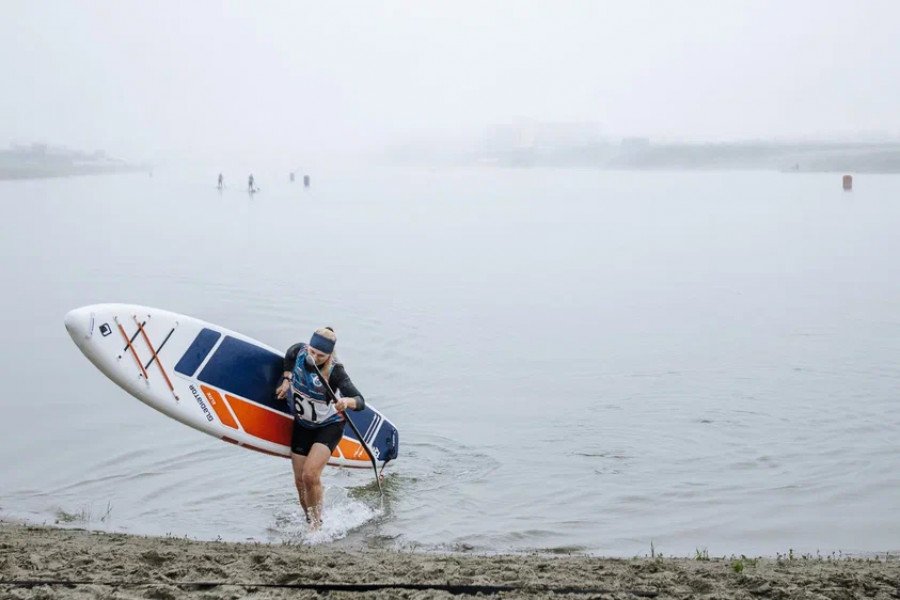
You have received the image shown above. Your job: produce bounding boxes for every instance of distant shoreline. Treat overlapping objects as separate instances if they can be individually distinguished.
[1,523,898,599]
[387,138,900,172]
[0,143,146,181]
[476,141,900,173]
[0,165,147,181]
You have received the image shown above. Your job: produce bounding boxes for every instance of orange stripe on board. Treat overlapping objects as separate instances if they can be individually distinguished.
[336,437,368,461]
[225,393,292,446]
[200,385,239,430]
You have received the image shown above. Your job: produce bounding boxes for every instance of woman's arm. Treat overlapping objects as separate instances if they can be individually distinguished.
[330,364,366,411]
[283,343,305,372]
[277,343,304,399]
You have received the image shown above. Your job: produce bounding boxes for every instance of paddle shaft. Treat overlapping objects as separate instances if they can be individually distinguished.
[311,361,383,494]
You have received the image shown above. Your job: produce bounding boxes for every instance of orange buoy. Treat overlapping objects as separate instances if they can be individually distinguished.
[842,175,853,191]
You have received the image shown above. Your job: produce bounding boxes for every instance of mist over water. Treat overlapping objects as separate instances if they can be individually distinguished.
[1,167,898,556]
[4,2,900,164]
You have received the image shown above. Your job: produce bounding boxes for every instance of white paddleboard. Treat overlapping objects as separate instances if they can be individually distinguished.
[64,304,399,468]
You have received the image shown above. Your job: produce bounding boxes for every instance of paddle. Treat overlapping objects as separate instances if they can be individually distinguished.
[310,361,384,495]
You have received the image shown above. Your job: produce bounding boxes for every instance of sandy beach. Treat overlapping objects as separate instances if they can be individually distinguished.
[1,523,897,599]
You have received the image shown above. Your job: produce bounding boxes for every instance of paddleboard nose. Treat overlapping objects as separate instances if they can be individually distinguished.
[64,306,95,345]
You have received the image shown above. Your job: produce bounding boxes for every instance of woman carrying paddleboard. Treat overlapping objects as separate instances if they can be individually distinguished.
[275,327,365,528]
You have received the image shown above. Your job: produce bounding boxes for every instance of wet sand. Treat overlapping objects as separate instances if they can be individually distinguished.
[1,523,898,599]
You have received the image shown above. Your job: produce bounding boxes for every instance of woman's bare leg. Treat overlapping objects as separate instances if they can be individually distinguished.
[300,443,332,529]
[291,453,309,518]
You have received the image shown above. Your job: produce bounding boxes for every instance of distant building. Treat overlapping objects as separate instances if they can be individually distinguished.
[485,119,603,152]
[620,137,651,150]
[1,143,136,179]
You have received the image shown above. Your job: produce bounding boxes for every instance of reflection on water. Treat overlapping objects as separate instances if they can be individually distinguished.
[0,168,898,556]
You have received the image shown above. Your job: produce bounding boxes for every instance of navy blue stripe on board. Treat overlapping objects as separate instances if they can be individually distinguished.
[196,336,290,415]
[174,328,221,377]
[342,408,377,442]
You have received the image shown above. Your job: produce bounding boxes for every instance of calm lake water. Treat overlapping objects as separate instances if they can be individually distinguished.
[1,166,898,557]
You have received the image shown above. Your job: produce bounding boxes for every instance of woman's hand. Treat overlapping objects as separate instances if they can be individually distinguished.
[334,397,355,412]
[276,379,291,399]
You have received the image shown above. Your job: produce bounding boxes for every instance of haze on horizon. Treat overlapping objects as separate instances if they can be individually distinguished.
[2,0,899,166]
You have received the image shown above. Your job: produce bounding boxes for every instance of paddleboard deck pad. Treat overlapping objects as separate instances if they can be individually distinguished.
[64,304,398,468]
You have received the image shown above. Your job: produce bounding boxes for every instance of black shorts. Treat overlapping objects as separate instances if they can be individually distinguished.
[291,419,344,456]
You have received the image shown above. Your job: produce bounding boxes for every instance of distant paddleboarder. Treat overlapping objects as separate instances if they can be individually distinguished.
[248,173,255,193]
[275,327,366,529]
[217,173,224,190]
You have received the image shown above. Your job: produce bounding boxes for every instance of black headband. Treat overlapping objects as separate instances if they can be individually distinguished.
[309,332,335,354]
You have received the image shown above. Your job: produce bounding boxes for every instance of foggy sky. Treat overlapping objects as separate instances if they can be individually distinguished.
[2,1,899,164]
